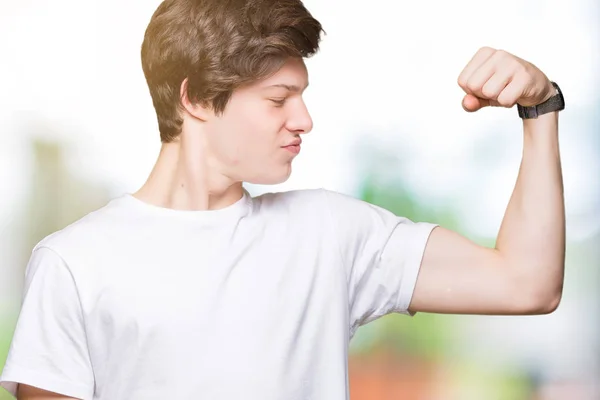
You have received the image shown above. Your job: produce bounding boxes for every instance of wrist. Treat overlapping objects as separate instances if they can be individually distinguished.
[518,81,564,119]
[539,80,558,104]
[523,111,559,142]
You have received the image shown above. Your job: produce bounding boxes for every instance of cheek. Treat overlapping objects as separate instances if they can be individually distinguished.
[236,109,283,152]
[210,122,258,167]
[214,101,286,165]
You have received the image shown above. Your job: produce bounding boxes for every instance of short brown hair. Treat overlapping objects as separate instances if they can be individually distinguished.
[141,0,324,143]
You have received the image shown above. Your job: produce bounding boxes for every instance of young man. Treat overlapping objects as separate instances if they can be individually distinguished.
[0,0,566,399]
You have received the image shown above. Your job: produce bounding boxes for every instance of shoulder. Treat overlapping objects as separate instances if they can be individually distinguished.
[34,196,126,262]
[249,188,329,218]
[249,188,397,231]
[251,187,369,209]
[252,188,327,206]
[250,188,371,217]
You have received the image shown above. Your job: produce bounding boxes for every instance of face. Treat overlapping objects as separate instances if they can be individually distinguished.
[202,57,313,185]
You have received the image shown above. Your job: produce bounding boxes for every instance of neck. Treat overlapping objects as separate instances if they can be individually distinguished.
[133,140,244,211]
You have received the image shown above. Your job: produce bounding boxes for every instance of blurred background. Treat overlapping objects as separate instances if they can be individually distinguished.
[0,0,598,399]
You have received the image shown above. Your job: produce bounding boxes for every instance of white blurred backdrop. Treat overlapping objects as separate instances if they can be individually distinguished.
[1,1,598,399]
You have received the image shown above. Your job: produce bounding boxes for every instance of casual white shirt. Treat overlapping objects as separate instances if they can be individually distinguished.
[0,188,437,399]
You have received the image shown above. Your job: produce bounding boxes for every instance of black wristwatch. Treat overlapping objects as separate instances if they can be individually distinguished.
[517,81,565,119]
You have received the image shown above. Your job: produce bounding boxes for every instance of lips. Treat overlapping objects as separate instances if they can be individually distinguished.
[282,138,302,155]
[283,138,302,147]
[283,144,301,154]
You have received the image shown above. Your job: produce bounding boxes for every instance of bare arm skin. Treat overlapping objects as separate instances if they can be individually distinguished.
[17,384,80,400]
[409,47,565,315]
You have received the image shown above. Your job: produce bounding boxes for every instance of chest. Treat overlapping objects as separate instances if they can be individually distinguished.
[77,217,351,398]
[82,228,348,360]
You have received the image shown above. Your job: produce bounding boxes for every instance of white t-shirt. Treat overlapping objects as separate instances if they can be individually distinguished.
[0,188,437,400]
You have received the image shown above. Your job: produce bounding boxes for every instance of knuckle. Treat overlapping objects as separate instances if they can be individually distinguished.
[496,49,513,58]
[515,61,527,73]
[479,46,495,54]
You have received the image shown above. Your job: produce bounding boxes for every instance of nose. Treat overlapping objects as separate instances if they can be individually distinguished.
[286,99,313,135]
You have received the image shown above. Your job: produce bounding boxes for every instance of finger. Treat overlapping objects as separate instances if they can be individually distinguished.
[457,47,496,93]
[465,50,507,98]
[481,67,514,103]
[497,72,528,108]
[462,93,491,112]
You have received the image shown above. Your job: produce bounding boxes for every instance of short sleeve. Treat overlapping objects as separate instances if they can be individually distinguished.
[322,190,438,336]
[0,246,95,399]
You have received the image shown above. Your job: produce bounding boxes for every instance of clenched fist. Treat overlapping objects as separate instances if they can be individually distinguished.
[457,47,555,112]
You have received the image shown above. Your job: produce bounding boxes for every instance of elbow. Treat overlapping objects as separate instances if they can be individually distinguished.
[532,292,562,315]
[522,281,564,315]
[514,262,564,315]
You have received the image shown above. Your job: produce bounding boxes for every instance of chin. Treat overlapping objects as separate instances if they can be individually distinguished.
[245,165,292,185]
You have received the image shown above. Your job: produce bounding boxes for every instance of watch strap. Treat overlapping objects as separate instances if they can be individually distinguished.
[517,82,565,119]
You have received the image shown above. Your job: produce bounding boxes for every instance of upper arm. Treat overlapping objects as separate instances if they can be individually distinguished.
[0,246,95,399]
[408,226,555,315]
[321,189,438,331]
[17,384,80,400]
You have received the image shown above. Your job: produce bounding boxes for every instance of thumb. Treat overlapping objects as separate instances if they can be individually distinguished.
[462,93,490,112]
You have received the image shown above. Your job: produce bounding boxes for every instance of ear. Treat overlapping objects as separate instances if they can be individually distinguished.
[180,78,212,121]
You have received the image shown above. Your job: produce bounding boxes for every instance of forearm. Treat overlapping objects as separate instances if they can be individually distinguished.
[495,111,565,308]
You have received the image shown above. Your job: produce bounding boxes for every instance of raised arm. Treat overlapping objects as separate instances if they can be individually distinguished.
[408,47,565,315]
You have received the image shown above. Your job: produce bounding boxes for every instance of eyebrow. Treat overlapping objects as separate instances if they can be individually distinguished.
[265,83,309,93]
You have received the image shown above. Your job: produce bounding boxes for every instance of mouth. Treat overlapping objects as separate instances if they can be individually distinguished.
[282,144,301,155]
[282,138,302,155]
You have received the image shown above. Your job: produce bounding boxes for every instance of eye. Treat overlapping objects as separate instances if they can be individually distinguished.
[269,98,286,107]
